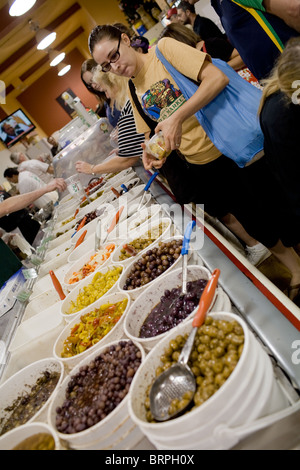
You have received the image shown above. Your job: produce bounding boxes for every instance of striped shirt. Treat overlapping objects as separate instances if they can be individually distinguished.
[117,99,145,158]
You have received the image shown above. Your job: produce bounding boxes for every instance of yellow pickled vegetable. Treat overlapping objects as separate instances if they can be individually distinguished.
[61,298,128,358]
[66,266,123,315]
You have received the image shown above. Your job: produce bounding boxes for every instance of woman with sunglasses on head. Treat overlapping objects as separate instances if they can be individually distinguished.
[87,24,300,299]
[81,59,121,126]
[76,66,145,177]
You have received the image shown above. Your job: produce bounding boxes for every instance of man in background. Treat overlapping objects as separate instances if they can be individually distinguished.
[4,167,59,211]
[10,151,54,184]
[177,1,226,40]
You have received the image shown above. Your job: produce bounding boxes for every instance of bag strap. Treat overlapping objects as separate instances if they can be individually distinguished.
[231,0,284,51]
[128,79,156,134]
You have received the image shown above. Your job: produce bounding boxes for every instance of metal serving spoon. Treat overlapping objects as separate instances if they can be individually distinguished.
[149,268,220,422]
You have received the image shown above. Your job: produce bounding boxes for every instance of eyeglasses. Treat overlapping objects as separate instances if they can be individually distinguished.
[100,35,121,72]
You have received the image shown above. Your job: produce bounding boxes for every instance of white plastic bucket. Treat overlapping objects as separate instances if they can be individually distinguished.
[31,263,71,298]
[127,312,291,450]
[124,265,231,351]
[53,292,131,371]
[24,290,62,320]
[9,302,64,354]
[48,339,145,450]
[127,204,162,233]
[60,264,123,322]
[0,422,61,450]
[63,243,116,289]
[0,358,64,434]
[117,236,184,301]
[111,217,173,268]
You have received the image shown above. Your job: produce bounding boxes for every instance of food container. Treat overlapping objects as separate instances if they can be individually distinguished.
[145,131,171,160]
[0,422,61,450]
[48,339,145,450]
[53,292,131,370]
[38,250,72,278]
[9,302,64,355]
[101,168,135,191]
[60,264,123,322]
[0,358,64,436]
[31,263,70,299]
[54,200,79,224]
[23,290,63,321]
[111,217,173,268]
[124,265,231,351]
[127,204,163,232]
[127,193,152,218]
[128,312,292,450]
[63,243,116,289]
[74,191,114,220]
[117,236,184,300]
[43,237,73,263]
[70,200,127,251]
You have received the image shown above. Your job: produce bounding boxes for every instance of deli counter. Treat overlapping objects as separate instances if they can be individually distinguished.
[0,122,300,450]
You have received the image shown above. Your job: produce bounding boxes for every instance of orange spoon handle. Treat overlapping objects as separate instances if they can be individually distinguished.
[107,206,124,234]
[192,269,220,328]
[49,270,66,300]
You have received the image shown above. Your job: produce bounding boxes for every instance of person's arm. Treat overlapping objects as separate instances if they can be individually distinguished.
[264,0,300,31]
[0,178,66,217]
[227,49,246,70]
[76,155,140,176]
[155,59,229,152]
[237,0,300,32]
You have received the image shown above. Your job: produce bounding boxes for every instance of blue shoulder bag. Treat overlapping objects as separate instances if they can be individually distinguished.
[155,45,264,168]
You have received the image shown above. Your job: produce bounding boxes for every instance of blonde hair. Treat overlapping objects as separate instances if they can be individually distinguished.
[259,37,300,113]
[93,66,129,110]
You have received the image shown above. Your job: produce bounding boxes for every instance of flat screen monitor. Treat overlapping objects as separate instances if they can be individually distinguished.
[0,109,35,149]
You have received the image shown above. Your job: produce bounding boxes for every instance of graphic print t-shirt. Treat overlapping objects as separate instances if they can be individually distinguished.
[130,37,222,165]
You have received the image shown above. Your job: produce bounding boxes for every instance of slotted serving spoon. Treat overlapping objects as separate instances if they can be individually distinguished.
[149,268,220,422]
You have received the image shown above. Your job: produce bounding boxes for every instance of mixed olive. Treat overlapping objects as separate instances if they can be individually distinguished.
[0,371,60,436]
[118,222,169,261]
[139,279,208,338]
[55,341,142,434]
[122,239,182,291]
[144,317,244,422]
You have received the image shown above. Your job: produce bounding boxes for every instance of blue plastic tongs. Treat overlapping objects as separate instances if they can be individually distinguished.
[181,220,196,295]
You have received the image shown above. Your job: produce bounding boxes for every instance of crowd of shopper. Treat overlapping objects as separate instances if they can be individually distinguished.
[1,1,299,305]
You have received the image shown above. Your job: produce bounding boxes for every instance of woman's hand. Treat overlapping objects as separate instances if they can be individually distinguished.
[76,161,93,174]
[155,115,182,152]
[141,142,166,170]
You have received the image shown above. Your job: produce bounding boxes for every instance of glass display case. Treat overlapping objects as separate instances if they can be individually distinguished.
[52,118,114,191]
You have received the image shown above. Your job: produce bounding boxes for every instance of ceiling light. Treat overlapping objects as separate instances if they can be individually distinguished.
[29,20,56,50]
[49,50,65,67]
[57,63,71,76]
[36,28,56,50]
[9,0,36,16]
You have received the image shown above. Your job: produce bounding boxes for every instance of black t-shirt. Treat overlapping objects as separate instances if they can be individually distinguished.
[193,14,226,40]
[0,191,28,232]
[260,91,300,211]
[202,37,234,62]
